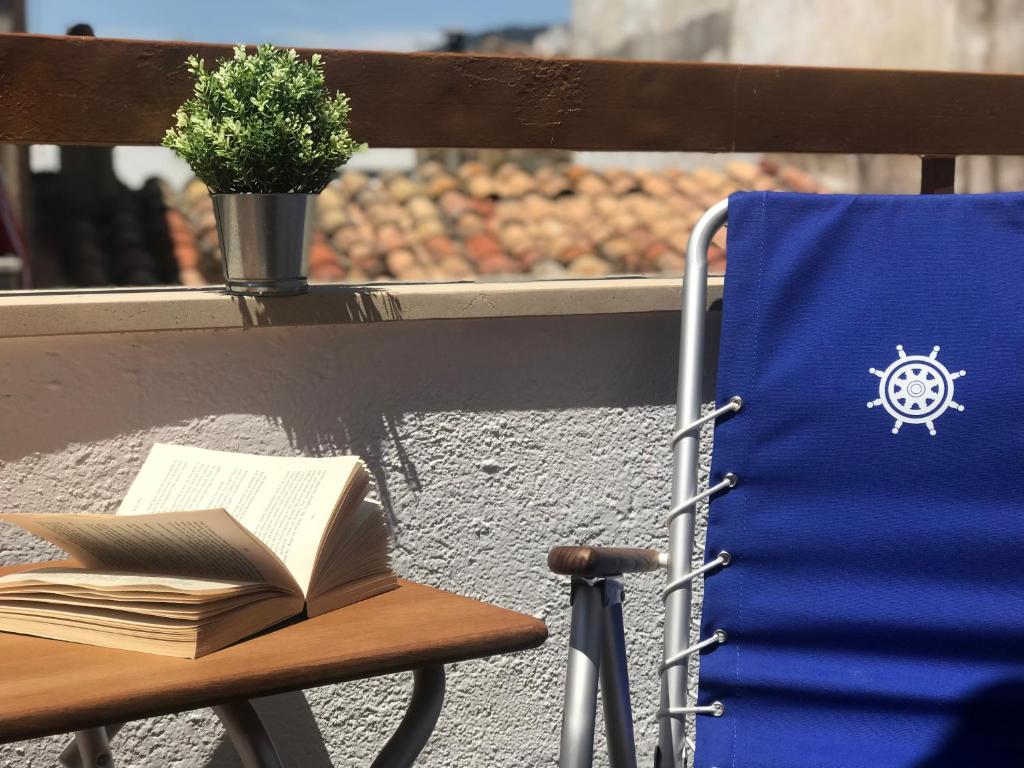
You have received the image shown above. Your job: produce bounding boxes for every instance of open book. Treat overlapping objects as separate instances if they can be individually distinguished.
[0,444,397,658]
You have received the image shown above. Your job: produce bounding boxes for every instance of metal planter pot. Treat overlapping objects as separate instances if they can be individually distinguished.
[212,193,315,296]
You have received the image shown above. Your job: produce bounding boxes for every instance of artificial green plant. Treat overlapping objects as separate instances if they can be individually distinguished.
[163,44,361,194]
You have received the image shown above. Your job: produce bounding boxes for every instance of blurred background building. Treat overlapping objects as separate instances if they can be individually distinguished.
[3,0,1024,290]
[572,0,1024,193]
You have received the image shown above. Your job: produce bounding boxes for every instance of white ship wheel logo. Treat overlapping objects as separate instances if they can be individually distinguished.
[867,345,965,435]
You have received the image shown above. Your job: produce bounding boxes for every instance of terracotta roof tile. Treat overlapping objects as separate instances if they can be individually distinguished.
[171,158,824,285]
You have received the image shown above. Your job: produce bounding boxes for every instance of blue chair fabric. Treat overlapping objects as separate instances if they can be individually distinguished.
[697,191,1024,768]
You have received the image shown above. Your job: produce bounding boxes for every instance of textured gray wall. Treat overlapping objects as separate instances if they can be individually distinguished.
[0,310,719,767]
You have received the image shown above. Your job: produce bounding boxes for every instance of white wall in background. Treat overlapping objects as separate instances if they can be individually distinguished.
[573,150,761,173]
[571,0,1024,192]
[28,146,418,191]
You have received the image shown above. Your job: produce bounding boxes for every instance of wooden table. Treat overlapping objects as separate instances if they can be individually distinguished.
[0,563,547,766]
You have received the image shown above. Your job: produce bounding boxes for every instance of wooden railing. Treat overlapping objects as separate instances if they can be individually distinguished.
[3,33,1024,152]
[3,33,1024,190]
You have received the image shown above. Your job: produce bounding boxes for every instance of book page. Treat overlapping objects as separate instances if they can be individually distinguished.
[0,569,264,598]
[308,497,389,596]
[0,567,267,595]
[116,444,366,595]
[0,510,299,592]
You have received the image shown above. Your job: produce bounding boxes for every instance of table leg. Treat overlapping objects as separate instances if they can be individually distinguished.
[59,668,445,768]
[370,665,446,768]
[213,698,283,768]
[60,724,122,768]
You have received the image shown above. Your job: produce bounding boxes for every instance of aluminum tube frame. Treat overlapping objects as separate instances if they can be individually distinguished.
[61,726,118,768]
[370,665,447,768]
[600,580,638,768]
[657,198,729,767]
[559,578,605,768]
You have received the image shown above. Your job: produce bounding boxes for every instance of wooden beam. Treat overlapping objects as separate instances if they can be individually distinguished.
[3,33,1024,154]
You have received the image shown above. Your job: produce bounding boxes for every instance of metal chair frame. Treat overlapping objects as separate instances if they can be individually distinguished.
[557,198,729,768]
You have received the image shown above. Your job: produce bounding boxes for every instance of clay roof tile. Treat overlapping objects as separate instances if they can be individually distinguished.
[170,157,823,285]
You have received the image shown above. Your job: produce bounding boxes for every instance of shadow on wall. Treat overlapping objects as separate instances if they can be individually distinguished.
[1,309,722,517]
[234,285,405,330]
[271,410,422,532]
[208,693,333,768]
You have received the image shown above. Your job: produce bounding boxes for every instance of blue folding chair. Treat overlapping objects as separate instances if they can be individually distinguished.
[550,189,1024,767]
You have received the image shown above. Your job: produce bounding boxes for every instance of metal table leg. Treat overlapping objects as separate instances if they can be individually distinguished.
[59,668,445,768]
[213,699,284,768]
[60,725,119,768]
[370,665,446,768]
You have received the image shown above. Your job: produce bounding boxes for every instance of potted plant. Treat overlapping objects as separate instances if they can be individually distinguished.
[163,45,360,295]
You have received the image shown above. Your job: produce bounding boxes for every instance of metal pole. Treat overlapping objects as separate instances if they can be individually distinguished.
[559,578,605,768]
[61,727,116,768]
[658,199,728,767]
[370,665,446,768]
[599,578,638,768]
[213,699,284,768]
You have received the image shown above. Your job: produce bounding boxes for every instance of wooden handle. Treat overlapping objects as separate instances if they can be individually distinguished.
[547,546,662,577]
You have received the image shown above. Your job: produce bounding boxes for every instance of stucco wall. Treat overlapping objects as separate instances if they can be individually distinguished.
[0,310,718,767]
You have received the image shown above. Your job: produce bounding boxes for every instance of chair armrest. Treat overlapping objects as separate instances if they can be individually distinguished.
[547,546,663,577]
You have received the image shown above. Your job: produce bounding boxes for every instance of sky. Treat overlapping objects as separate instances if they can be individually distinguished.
[27,0,570,52]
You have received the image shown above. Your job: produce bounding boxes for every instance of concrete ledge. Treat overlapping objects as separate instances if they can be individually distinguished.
[0,278,725,339]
